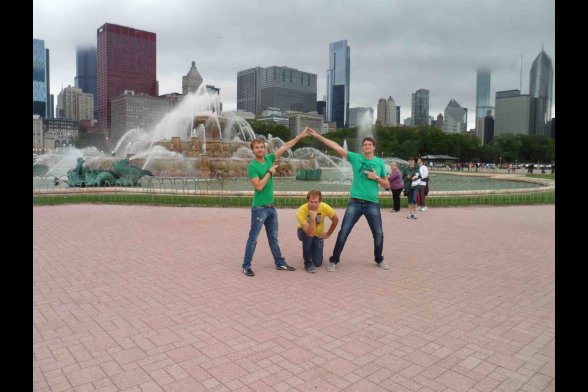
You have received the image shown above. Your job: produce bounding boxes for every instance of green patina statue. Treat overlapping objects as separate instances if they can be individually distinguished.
[67,157,153,187]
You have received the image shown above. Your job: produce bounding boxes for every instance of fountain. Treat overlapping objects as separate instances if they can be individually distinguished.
[33,87,316,181]
[33,85,410,186]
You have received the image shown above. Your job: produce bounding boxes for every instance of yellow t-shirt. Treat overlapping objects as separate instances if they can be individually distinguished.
[296,202,336,237]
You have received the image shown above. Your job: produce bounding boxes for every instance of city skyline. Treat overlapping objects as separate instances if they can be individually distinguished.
[33,0,555,131]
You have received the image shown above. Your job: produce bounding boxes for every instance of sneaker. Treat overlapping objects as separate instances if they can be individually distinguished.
[411,215,418,219]
[407,215,412,219]
[305,265,316,273]
[276,263,296,271]
[327,262,336,272]
[417,206,423,211]
[421,207,428,212]
[378,260,390,270]
[243,268,255,277]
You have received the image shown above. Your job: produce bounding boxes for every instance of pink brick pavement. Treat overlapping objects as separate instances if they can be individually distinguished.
[33,204,554,391]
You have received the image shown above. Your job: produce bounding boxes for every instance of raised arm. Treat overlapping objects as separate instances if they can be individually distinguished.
[306,128,347,158]
[275,130,308,160]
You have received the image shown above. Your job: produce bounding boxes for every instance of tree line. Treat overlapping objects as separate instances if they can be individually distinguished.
[248,120,555,163]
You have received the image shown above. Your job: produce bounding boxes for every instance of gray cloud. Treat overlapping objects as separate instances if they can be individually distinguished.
[33,0,555,130]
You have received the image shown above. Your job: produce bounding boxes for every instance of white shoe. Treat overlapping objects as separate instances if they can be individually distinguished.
[421,207,428,212]
[417,206,423,211]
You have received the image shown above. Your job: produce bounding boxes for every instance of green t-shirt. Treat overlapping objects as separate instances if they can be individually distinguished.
[347,151,387,202]
[247,153,275,207]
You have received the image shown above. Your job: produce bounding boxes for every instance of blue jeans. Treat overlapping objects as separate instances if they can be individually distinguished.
[329,199,384,264]
[408,188,419,204]
[297,228,324,268]
[242,206,285,269]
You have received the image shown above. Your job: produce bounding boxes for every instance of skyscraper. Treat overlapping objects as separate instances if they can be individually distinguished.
[411,89,429,126]
[442,99,467,133]
[529,48,554,136]
[33,38,50,117]
[75,46,97,118]
[97,23,158,134]
[182,61,204,94]
[494,90,533,136]
[475,68,493,140]
[326,40,350,128]
[237,66,317,116]
[376,97,397,126]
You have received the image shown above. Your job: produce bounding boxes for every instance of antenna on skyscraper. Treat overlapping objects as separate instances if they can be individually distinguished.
[519,53,523,92]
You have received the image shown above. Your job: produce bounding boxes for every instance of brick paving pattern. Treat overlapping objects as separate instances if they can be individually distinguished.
[33,204,555,391]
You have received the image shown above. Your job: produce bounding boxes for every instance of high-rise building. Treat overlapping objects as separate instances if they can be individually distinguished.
[475,68,493,137]
[237,66,317,116]
[432,113,444,129]
[349,107,374,127]
[75,46,97,118]
[97,23,158,135]
[110,91,173,143]
[33,38,50,118]
[442,99,468,133]
[494,90,533,136]
[376,97,397,126]
[482,114,494,145]
[411,89,429,126]
[326,40,350,128]
[56,86,94,121]
[316,101,326,120]
[182,61,204,94]
[396,106,401,126]
[529,49,554,136]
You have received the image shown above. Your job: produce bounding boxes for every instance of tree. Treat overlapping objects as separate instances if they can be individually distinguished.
[246,119,291,141]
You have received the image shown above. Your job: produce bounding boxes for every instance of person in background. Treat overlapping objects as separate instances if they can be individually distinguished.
[417,158,429,212]
[402,158,420,219]
[387,161,404,212]
[295,190,339,273]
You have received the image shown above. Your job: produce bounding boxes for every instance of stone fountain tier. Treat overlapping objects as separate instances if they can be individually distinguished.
[163,137,252,158]
[79,154,315,178]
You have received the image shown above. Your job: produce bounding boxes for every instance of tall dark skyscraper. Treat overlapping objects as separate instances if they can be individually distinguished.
[475,68,493,142]
[33,38,50,117]
[411,89,429,126]
[75,46,97,118]
[237,66,317,116]
[529,48,554,136]
[327,40,350,128]
[97,23,157,134]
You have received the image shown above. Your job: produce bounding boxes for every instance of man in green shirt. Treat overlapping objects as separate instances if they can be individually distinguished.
[242,130,308,276]
[306,128,390,272]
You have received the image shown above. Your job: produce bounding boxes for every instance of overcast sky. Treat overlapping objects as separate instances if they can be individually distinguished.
[33,0,555,131]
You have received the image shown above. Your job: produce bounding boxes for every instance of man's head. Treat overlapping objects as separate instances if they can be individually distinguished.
[250,139,266,158]
[417,158,425,166]
[306,189,322,210]
[362,137,376,155]
[408,158,415,167]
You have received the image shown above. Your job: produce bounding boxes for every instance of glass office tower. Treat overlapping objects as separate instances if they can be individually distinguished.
[411,89,430,126]
[327,40,350,128]
[33,38,48,117]
[75,46,97,118]
[529,49,554,136]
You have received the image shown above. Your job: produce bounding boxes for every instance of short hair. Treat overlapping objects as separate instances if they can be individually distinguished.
[306,189,322,201]
[362,137,376,146]
[250,139,265,149]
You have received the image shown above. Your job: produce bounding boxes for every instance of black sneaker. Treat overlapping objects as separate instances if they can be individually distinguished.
[276,263,296,271]
[243,268,255,276]
[305,265,316,273]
